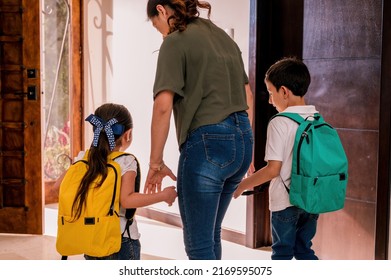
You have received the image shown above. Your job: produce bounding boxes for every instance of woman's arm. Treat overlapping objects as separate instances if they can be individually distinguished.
[144,90,177,194]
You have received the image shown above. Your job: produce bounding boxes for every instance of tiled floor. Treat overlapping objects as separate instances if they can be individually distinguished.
[0,204,272,260]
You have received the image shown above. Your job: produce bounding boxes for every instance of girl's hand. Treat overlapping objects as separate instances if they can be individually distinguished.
[162,186,177,206]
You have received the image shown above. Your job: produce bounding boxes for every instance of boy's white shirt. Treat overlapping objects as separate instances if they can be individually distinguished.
[74,151,141,239]
[265,105,318,212]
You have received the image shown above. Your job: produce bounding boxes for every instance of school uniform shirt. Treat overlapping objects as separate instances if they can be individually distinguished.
[265,105,318,212]
[74,151,141,240]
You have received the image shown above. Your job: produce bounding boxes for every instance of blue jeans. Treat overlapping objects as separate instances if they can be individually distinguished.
[178,111,253,260]
[84,252,118,260]
[271,206,319,260]
[118,237,141,260]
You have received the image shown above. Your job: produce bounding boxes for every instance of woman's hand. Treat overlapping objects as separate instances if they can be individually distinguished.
[144,163,176,194]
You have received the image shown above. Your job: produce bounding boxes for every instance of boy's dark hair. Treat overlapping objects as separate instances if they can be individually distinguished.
[265,57,311,97]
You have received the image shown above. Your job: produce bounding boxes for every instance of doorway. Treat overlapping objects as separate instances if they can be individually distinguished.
[41,0,83,205]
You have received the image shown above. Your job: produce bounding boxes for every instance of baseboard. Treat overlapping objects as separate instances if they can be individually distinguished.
[137,207,246,246]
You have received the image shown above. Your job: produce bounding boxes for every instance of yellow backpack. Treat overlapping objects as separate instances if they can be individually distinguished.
[56,151,133,258]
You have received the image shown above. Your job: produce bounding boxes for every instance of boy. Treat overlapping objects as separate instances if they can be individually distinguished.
[233,57,319,260]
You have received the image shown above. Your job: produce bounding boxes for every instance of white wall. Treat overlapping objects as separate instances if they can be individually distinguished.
[108,0,251,233]
[84,0,114,145]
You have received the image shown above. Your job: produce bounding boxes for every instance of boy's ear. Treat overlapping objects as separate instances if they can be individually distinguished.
[281,86,290,98]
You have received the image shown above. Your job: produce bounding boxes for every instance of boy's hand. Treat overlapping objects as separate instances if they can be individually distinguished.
[233,182,246,199]
[233,180,253,199]
[246,162,255,177]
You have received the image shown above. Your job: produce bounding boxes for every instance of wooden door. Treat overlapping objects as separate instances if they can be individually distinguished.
[0,0,42,234]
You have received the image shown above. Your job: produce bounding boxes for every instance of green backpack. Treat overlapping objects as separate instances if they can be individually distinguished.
[273,112,348,214]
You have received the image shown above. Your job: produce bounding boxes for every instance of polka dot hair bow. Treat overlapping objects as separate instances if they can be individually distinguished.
[85,114,125,151]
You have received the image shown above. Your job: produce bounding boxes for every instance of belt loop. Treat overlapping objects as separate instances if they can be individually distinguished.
[234,112,239,126]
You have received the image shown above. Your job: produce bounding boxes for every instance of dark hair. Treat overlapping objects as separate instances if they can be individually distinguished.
[265,57,311,97]
[72,103,133,220]
[147,0,211,33]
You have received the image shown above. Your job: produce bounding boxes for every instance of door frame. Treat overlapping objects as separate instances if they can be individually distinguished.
[375,0,391,260]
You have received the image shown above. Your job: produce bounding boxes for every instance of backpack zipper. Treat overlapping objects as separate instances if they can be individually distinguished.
[107,164,118,216]
[297,123,312,174]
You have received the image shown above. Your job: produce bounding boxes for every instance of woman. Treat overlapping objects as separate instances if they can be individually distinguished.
[144,0,254,260]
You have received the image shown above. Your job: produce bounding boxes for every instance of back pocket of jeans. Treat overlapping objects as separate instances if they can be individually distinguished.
[203,133,235,168]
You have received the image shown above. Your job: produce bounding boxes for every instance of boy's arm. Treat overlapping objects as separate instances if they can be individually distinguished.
[233,160,282,198]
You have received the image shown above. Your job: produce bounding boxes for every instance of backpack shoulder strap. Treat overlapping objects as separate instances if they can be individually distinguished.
[272,112,325,126]
[271,112,305,124]
[131,155,141,193]
[110,152,140,194]
[270,113,308,195]
[124,155,141,237]
[109,152,141,237]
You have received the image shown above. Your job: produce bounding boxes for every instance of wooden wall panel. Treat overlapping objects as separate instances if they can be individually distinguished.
[303,0,382,59]
[303,0,383,259]
[315,200,376,259]
[338,130,378,202]
[305,59,381,130]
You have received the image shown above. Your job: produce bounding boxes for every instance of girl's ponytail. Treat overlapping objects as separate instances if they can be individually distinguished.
[71,103,132,220]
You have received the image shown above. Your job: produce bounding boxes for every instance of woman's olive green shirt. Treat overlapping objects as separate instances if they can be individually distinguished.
[153,18,249,147]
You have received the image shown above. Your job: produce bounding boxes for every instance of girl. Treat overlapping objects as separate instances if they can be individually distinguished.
[59,103,177,260]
